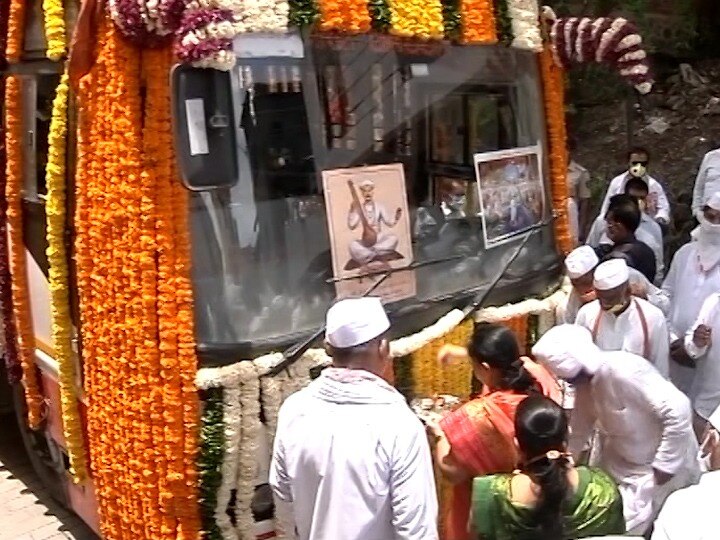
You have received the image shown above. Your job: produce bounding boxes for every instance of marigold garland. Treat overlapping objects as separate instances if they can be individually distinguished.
[388,0,444,40]
[6,0,25,63]
[44,69,88,483]
[459,0,497,44]
[5,76,44,428]
[539,44,573,255]
[42,0,67,60]
[76,20,201,539]
[317,0,371,33]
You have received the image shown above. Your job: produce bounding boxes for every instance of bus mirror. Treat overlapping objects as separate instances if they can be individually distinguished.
[171,65,238,191]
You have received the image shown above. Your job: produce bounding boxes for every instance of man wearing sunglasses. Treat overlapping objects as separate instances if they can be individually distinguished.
[596,147,671,231]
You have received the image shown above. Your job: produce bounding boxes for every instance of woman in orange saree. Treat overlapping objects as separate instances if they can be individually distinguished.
[427,323,561,540]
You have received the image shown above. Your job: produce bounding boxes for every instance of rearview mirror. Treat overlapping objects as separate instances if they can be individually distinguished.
[171,65,238,191]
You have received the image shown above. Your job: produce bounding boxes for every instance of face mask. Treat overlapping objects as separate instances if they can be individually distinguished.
[448,195,466,210]
[629,163,647,178]
[604,301,627,314]
[699,214,720,239]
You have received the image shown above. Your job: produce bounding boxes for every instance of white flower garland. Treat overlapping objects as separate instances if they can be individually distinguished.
[596,18,628,62]
[391,309,465,358]
[507,0,543,52]
[242,0,290,33]
[236,361,262,540]
[473,286,568,323]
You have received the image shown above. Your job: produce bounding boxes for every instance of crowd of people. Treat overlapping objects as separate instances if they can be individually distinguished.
[266,145,720,539]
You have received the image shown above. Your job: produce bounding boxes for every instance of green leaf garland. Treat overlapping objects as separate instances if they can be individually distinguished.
[289,0,320,29]
[441,0,461,41]
[494,0,513,45]
[199,388,225,540]
[368,0,392,32]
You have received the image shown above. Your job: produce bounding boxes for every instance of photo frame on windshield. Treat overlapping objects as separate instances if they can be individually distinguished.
[474,144,545,248]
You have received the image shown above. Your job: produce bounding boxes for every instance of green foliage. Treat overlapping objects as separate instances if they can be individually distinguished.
[494,0,513,46]
[288,0,319,28]
[199,388,225,540]
[441,0,462,41]
[369,0,392,32]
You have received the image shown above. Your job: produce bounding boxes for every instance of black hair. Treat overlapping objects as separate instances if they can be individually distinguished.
[627,146,650,162]
[605,194,641,233]
[567,134,578,153]
[468,323,540,393]
[624,176,649,196]
[515,395,571,539]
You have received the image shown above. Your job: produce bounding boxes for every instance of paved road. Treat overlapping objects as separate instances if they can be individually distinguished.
[0,412,97,540]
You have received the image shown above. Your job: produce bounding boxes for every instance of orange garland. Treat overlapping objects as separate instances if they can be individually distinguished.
[4,76,44,429]
[539,44,573,256]
[499,315,528,355]
[460,0,497,44]
[75,20,200,539]
[317,0,372,33]
[6,0,25,63]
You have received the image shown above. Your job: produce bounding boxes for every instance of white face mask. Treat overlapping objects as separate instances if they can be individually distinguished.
[697,215,720,272]
[629,163,647,178]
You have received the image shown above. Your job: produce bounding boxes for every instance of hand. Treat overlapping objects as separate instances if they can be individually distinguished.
[629,281,648,299]
[438,344,469,365]
[694,325,712,348]
[653,468,673,486]
[669,339,695,367]
[424,417,444,441]
[395,208,402,222]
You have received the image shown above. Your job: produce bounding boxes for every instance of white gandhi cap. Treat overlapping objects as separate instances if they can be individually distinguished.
[565,246,599,279]
[704,191,720,211]
[325,297,390,349]
[593,259,629,291]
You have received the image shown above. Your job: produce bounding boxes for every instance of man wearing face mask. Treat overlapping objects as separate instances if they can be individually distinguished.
[597,147,671,230]
[661,192,720,396]
[575,259,670,378]
[556,245,599,325]
[652,405,720,540]
[691,145,720,219]
[532,325,700,536]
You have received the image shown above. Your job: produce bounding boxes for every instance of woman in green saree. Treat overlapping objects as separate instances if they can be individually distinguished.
[471,395,625,540]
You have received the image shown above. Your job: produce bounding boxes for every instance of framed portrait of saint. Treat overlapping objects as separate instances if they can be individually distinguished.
[322,163,416,302]
[474,144,545,247]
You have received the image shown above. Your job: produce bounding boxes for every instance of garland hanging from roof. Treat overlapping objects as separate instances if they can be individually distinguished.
[545,8,653,95]
[42,0,67,60]
[6,0,25,63]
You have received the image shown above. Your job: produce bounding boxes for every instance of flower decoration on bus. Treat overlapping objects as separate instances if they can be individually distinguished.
[544,7,654,95]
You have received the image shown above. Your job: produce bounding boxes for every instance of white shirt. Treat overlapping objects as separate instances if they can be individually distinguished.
[586,213,665,282]
[556,289,584,325]
[685,293,720,419]
[692,149,720,216]
[662,242,720,394]
[575,297,671,378]
[598,173,670,223]
[568,351,700,534]
[269,369,439,540]
[652,470,720,540]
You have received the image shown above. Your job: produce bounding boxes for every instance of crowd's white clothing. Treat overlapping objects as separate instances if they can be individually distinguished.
[598,173,671,223]
[269,368,438,540]
[575,297,671,378]
[651,470,720,540]
[567,160,592,245]
[556,288,584,325]
[586,213,665,283]
[568,353,700,534]
[662,242,720,394]
[692,148,720,217]
[685,293,720,420]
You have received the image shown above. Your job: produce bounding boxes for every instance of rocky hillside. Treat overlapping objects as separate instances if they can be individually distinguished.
[568,59,720,258]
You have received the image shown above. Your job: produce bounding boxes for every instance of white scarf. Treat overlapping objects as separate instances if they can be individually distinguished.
[696,215,720,272]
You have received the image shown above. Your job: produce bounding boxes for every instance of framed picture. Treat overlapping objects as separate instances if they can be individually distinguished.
[474,144,545,247]
[429,94,464,165]
[322,163,416,302]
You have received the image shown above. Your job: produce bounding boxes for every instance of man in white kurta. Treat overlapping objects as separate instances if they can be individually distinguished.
[269,298,438,540]
[575,259,671,378]
[532,325,700,535]
[684,292,720,430]
[652,405,720,539]
[692,147,720,218]
[567,158,592,245]
[662,192,720,395]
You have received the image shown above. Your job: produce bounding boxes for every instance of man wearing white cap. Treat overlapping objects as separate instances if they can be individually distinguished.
[652,404,720,539]
[662,191,720,395]
[692,146,720,219]
[575,258,671,378]
[269,298,439,540]
[532,325,700,535]
[556,245,600,325]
